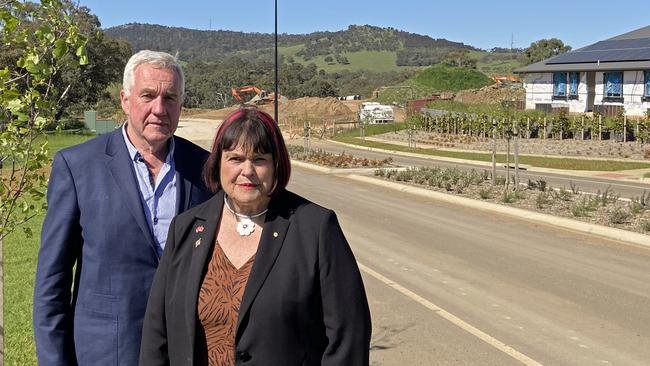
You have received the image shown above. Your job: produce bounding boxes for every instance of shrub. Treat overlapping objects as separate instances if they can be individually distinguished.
[479,188,492,199]
[641,220,650,232]
[609,207,632,224]
[552,188,573,201]
[501,190,516,203]
[494,175,506,186]
[536,192,551,208]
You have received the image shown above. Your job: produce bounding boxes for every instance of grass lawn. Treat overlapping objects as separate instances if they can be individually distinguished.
[4,132,93,364]
[4,213,42,365]
[333,125,650,171]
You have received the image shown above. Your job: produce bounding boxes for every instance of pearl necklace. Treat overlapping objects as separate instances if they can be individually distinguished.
[224,195,268,236]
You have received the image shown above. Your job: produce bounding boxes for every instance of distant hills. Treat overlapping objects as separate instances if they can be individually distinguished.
[104,23,479,68]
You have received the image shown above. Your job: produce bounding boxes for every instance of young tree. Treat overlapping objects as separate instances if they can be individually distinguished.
[1,0,88,240]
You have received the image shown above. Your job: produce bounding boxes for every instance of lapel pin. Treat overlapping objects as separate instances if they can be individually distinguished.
[195,225,204,233]
[195,238,202,247]
[273,232,278,237]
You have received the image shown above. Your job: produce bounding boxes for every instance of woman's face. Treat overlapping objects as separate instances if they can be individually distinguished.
[220,143,275,213]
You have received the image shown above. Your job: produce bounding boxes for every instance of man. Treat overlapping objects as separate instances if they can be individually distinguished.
[33,50,212,365]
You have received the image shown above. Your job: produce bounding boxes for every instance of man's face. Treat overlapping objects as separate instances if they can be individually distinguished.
[120,64,182,150]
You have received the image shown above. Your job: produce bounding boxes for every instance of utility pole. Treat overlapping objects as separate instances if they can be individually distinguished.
[274,0,279,124]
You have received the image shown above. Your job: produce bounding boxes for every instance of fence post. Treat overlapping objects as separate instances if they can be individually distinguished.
[599,115,602,141]
[624,114,627,143]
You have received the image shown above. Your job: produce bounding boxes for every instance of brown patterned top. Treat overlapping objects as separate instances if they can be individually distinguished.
[198,241,256,366]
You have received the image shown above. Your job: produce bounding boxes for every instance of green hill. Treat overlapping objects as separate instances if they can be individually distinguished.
[377,65,494,104]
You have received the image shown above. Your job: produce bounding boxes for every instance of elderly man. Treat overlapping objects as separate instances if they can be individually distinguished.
[33,50,212,365]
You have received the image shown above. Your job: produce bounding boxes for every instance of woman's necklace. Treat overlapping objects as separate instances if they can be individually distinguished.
[224,194,268,236]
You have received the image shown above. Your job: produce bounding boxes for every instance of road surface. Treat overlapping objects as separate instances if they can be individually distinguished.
[288,165,650,365]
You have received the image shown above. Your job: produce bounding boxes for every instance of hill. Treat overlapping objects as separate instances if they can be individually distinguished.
[376,64,494,104]
[104,23,479,70]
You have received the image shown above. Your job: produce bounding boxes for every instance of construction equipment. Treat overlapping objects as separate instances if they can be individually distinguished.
[231,85,276,105]
[491,75,521,85]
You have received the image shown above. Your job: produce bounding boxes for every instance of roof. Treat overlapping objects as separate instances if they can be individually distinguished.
[514,25,650,73]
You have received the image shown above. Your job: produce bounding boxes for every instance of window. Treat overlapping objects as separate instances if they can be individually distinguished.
[553,72,580,100]
[553,72,567,98]
[643,70,650,102]
[569,72,579,99]
[603,71,623,102]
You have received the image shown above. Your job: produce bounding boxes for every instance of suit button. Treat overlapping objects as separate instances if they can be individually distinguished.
[236,351,252,362]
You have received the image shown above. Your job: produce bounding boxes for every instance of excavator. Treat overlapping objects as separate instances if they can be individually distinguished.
[231,85,277,105]
[491,75,521,85]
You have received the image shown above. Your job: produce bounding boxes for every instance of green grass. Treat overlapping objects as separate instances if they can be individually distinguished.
[468,49,524,76]
[410,64,494,91]
[4,132,93,364]
[44,132,94,157]
[4,208,43,365]
[376,64,494,104]
[280,47,412,73]
[333,127,650,171]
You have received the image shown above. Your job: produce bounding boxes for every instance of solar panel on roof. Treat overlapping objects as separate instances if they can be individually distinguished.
[546,41,650,64]
[581,38,650,51]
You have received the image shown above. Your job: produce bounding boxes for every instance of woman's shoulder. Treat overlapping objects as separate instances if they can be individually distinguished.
[273,190,334,219]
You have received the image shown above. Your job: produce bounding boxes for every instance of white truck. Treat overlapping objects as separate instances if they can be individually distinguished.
[358,102,394,124]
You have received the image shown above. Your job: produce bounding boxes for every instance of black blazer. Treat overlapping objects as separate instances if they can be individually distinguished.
[140,190,371,366]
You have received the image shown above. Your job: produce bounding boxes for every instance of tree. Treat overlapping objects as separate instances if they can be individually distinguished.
[1,0,88,240]
[442,49,477,69]
[523,38,571,65]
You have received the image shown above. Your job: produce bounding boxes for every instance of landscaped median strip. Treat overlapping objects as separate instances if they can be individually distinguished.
[331,136,650,171]
[291,158,650,249]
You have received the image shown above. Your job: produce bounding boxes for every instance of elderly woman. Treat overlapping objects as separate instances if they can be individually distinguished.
[139,107,371,366]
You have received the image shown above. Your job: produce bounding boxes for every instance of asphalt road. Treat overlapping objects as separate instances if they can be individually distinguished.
[293,138,650,200]
[288,165,650,365]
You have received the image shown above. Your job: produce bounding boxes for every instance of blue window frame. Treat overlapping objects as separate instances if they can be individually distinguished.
[645,70,650,100]
[569,72,579,98]
[604,71,623,100]
[553,72,567,97]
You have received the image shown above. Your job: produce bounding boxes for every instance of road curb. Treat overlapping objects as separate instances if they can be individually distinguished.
[290,158,650,249]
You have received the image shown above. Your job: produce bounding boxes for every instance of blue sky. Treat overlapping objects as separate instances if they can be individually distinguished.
[79,0,649,50]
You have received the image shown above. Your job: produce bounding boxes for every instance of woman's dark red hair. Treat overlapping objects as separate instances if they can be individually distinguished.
[202,107,291,195]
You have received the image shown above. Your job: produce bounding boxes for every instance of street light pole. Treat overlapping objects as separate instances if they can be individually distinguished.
[274,0,279,123]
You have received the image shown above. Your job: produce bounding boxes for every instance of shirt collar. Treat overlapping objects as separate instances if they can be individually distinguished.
[121,122,175,163]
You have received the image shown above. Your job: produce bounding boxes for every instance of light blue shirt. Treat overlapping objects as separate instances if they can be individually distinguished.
[122,124,177,257]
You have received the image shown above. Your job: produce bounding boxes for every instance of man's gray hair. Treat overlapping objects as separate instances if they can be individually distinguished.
[122,50,185,101]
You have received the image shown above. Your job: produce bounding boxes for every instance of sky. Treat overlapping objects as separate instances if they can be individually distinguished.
[77,0,649,50]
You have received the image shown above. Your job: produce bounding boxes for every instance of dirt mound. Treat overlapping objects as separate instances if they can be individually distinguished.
[454,84,525,105]
[281,97,355,119]
[189,97,356,121]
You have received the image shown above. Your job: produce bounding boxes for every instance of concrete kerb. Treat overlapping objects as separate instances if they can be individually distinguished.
[290,158,650,249]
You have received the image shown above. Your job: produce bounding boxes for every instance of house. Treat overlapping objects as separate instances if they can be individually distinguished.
[514,25,650,118]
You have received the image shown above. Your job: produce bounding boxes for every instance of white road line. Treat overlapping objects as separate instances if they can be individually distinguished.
[359,262,544,366]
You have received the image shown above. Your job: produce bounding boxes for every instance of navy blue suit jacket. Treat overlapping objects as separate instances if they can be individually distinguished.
[33,129,212,366]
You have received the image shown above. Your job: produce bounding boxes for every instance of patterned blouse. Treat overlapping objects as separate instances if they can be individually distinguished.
[198,241,256,366]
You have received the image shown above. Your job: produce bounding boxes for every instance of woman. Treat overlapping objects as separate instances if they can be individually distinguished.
[139,107,371,366]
